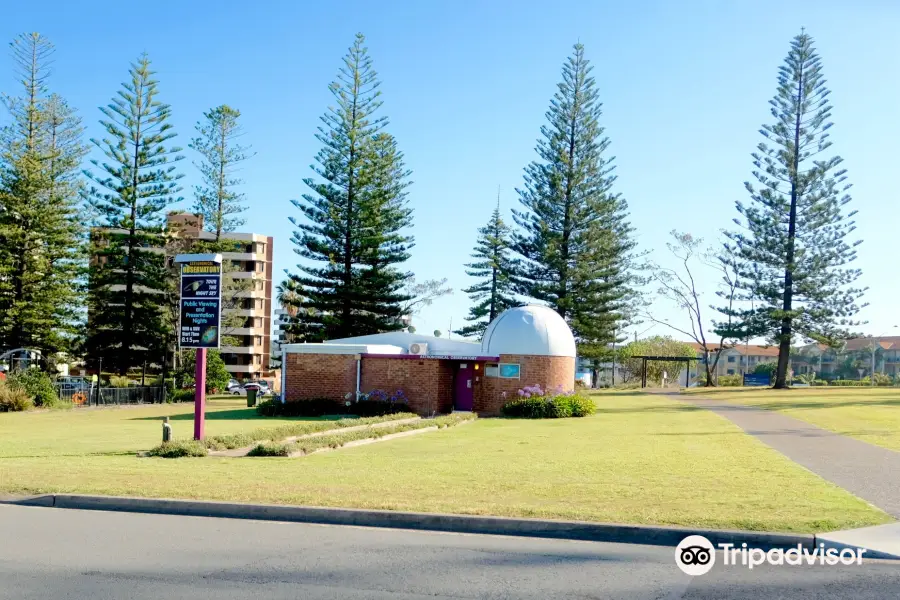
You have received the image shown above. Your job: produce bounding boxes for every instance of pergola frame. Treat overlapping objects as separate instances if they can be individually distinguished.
[630,355,698,388]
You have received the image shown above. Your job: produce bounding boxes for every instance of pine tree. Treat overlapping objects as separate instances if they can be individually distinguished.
[85,54,184,375]
[189,105,253,241]
[512,43,636,348]
[0,33,87,355]
[286,33,412,341]
[719,32,863,388]
[455,195,517,338]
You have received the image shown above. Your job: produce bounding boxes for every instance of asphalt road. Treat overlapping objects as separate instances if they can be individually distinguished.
[1,505,898,599]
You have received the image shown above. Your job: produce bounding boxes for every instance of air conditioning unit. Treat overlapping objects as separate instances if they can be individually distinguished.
[408,343,428,356]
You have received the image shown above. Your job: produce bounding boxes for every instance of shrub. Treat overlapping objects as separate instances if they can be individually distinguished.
[247,442,291,457]
[148,440,208,458]
[169,389,194,403]
[0,383,34,412]
[257,397,341,417]
[108,375,132,388]
[257,391,412,418]
[717,374,742,387]
[351,398,411,417]
[872,372,893,386]
[8,369,58,407]
[501,389,595,419]
[828,380,868,387]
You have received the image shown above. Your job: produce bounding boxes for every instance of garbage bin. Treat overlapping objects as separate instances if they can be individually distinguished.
[247,388,257,407]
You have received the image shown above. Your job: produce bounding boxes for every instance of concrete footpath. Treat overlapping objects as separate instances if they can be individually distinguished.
[672,393,900,558]
[673,394,900,518]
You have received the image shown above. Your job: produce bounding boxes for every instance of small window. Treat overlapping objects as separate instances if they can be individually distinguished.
[485,363,499,377]
[727,369,735,375]
[727,356,736,363]
[499,363,521,379]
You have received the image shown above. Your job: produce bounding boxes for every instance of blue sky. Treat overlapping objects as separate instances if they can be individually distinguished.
[3,0,899,342]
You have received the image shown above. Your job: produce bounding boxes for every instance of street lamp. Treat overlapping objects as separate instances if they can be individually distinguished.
[869,326,897,386]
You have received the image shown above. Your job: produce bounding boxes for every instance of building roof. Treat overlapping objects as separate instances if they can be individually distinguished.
[281,343,404,355]
[328,332,483,357]
[843,336,900,351]
[481,305,577,358]
[686,342,779,357]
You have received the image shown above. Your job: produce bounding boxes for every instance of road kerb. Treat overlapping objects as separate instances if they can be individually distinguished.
[0,494,816,551]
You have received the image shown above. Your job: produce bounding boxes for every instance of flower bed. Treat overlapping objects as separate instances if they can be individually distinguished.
[500,384,595,418]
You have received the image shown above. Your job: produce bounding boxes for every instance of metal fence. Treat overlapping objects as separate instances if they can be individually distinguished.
[56,384,165,406]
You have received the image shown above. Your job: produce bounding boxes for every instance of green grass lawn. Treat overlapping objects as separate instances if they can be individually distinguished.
[682,386,900,451]
[0,391,890,532]
[0,397,335,458]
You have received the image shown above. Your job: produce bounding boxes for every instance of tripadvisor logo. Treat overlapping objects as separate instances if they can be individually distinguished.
[675,535,867,575]
[676,535,716,576]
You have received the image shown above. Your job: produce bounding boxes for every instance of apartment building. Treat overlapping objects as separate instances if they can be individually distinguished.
[794,336,900,379]
[90,214,274,381]
[686,342,779,382]
[167,214,274,381]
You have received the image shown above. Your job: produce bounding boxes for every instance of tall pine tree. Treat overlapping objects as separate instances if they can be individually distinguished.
[719,32,863,388]
[286,33,412,341]
[85,54,184,375]
[455,194,518,338]
[0,33,86,356]
[512,43,635,349]
[189,104,253,241]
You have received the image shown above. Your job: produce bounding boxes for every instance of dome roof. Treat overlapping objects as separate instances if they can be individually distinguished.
[481,305,576,357]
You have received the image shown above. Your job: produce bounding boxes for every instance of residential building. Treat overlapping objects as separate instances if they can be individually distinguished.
[686,343,779,382]
[167,213,274,381]
[90,213,274,381]
[794,336,900,379]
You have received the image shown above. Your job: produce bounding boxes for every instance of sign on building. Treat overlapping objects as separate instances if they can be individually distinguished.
[176,254,222,349]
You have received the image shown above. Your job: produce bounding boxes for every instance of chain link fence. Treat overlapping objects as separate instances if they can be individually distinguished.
[56,384,165,406]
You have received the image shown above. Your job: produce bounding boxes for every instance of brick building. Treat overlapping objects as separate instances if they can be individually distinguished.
[281,305,577,416]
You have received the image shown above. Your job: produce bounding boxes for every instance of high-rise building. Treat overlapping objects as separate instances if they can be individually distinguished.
[167,213,274,381]
[90,213,274,382]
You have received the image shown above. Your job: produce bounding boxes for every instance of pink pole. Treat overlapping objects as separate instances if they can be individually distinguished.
[194,348,207,440]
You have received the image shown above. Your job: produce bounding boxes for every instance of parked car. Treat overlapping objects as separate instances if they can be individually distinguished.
[226,379,241,392]
[231,382,270,397]
[57,376,91,391]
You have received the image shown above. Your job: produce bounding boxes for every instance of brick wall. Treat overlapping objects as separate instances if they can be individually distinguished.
[361,358,454,415]
[475,354,576,415]
[283,353,357,402]
[284,352,575,417]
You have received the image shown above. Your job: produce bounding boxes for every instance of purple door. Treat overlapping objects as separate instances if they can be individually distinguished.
[454,363,474,411]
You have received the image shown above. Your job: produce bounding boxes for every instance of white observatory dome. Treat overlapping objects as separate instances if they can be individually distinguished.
[480,305,576,357]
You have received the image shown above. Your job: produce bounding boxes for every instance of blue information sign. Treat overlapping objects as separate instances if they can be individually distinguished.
[742,373,771,387]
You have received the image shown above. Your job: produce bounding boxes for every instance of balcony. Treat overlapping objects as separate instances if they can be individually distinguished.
[224,364,262,374]
[227,271,266,280]
[234,289,267,299]
[223,308,265,318]
[220,346,264,355]
[223,327,265,337]
[221,251,267,263]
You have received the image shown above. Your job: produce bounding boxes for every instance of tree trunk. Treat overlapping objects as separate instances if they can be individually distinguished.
[774,59,805,389]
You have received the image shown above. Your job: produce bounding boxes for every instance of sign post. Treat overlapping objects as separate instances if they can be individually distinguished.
[175,253,222,441]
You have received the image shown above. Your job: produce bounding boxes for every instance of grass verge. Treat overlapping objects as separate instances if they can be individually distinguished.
[203,412,418,450]
[247,413,476,457]
[681,386,900,451]
[0,392,891,532]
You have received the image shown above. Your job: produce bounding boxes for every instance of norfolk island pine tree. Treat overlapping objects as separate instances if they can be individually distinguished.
[512,42,638,354]
[85,54,184,375]
[455,193,519,339]
[718,31,865,389]
[285,33,412,341]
